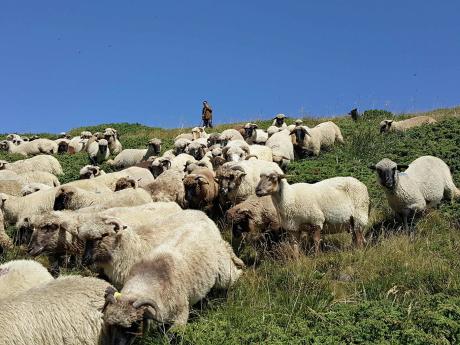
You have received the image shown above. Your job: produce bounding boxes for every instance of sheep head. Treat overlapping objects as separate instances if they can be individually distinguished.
[256,171,287,197]
[207,133,222,147]
[80,131,93,139]
[226,207,255,238]
[290,126,310,146]
[369,158,408,190]
[183,173,212,209]
[379,120,394,133]
[79,165,102,179]
[0,160,7,170]
[243,123,258,139]
[150,158,171,178]
[274,114,287,127]
[103,291,160,345]
[53,186,76,210]
[0,141,10,151]
[217,165,247,195]
[98,139,109,155]
[115,177,138,191]
[148,138,162,155]
[186,142,207,161]
[27,214,78,257]
[173,139,191,155]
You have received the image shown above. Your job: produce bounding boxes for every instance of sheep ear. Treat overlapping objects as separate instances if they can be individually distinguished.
[251,124,258,129]
[195,176,209,185]
[397,164,409,170]
[104,218,127,232]
[368,165,376,171]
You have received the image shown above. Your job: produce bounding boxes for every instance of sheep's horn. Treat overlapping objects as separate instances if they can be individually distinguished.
[195,175,209,184]
[133,298,161,321]
[230,165,245,173]
[104,218,127,232]
[245,154,258,160]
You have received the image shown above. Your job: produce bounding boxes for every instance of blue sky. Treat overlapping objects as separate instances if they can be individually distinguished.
[1,1,459,133]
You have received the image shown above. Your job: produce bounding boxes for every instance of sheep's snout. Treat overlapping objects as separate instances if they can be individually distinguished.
[82,241,95,266]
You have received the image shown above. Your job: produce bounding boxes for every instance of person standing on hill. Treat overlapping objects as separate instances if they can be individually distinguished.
[202,100,213,128]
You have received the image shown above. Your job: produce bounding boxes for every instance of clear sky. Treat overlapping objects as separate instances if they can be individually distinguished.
[1,0,459,133]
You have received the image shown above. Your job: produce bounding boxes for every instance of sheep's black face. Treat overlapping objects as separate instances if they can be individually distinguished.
[294,128,306,144]
[244,127,255,138]
[231,216,250,237]
[0,142,8,151]
[84,233,114,266]
[58,142,68,154]
[80,171,94,179]
[275,118,284,127]
[376,167,397,190]
[150,165,165,178]
[106,324,139,345]
[152,143,161,155]
[219,172,244,195]
[54,191,73,210]
[99,144,108,155]
[28,223,62,256]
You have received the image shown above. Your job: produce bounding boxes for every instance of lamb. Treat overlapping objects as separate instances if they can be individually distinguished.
[0,275,111,345]
[79,165,106,179]
[243,123,269,144]
[102,218,243,340]
[53,185,153,211]
[0,260,53,299]
[291,121,344,156]
[0,155,63,175]
[255,170,370,253]
[217,160,283,206]
[265,129,295,169]
[379,116,437,133]
[0,138,58,156]
[183,167,219,212]
[226,195,282,244]
[370,156,460,232]
[103,127,123,155]
[107,139,160,169]
[21,183,52,196]
[144,169,185,206]
[87,139,110,165]
[272,113,288,128]
[81,209,222,286]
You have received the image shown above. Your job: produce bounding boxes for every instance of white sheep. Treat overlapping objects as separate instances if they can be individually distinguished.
[18,170,61,187]
[222,140,251,162]
[255,170,370,253]
[102,218,243,340]
[144,169,186,206]
[265,129,295,169]
[87,139,110,165]
[243,123,269,144]
[79,165,106,179]
[107,139,160,169]
[0,260,53,299]
[272,113,288,128]
[21,183,52,196]
[67,135,86,154]
[103,127,123,155]
[0,275,111,345]
[291,121,344,156]
[370,156,460,232]
[217,160,283,205]
[220,128,245,143]
[0,155,63,175]
[0,138,58,156]
[267,125,282,137]
[173,138,192,155]
[192,126,209,140]
[379,116,437,133]
[53,185,153,211]
[185,140,208,160]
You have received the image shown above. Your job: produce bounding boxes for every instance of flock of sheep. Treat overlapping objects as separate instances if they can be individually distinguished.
[0,112,458,345]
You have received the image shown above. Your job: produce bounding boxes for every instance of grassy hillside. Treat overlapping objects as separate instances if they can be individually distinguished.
[1,107,460,344]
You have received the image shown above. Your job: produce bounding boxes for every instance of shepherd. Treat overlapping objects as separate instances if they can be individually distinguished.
[202,100,213,128]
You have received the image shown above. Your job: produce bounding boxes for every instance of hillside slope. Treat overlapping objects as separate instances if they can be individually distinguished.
[1,108,459,344]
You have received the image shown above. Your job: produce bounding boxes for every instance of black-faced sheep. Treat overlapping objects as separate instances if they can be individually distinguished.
[183,167,219,213]
[379,116,437,133]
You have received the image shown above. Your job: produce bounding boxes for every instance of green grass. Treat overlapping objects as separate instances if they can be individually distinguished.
[1,107,460,344]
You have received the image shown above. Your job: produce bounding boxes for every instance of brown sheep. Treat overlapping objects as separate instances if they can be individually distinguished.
[226,195,282,244]
[183,167,218,213]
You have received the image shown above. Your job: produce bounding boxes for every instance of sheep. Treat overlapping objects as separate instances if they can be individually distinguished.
[173,138,192,155]
[183,167,219,212]
[226,195,282,244]
[21,183,52,196]
[185,140,208,160]
[87,139,110,165]
[207,133,223,147]
[379,116,437,133]
[104,127,123,155]
[370,156,460,233]
[107,139,161,170]
[6,133,22,145]
[192,126,209,140]
[0,275,111,345]
[222,140,251,162]
[272,113,288,128]
[248,144,273,162]
[0,139,58,156]
[243,123,269,144]
[265,129,295,169]
[79,165,106,179]
[102,218,243,340]
[144,169,185,206]
[217,160,283,206]
[0,155,63,175]
[0,210,12,251]
[55,138,69,153]
[53,185,153,211]
[149,153,194,179]
[17,170,61,187]
[67,135,86,154]
[0,260,53,299]
[149,157,172,178]
[26,203,182,273]
[255,170,370,253]
[220,128,245,144]
[81,208,217,287]
[291,121,343,156]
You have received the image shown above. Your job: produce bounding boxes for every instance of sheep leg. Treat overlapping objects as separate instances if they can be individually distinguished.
[351,217,365,248]
[310,225,322,255]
